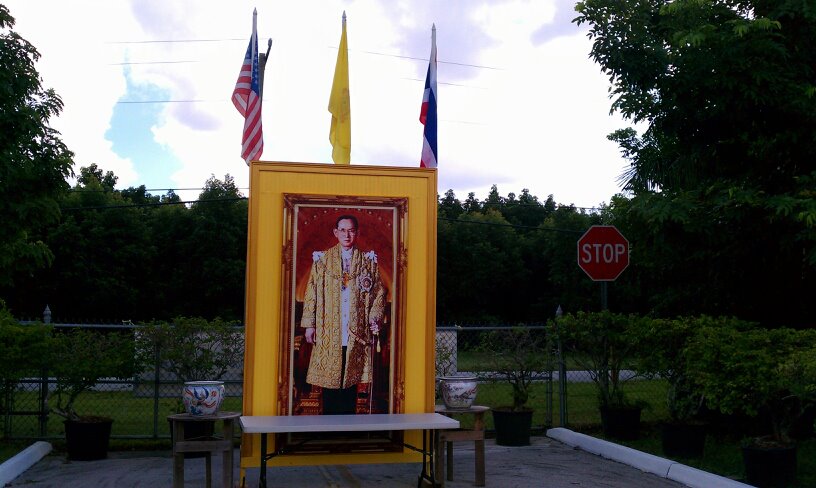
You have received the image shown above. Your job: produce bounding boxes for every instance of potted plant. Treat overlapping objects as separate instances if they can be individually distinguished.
[550,311,645,440]
[686,324,816,487]
[136,316,243,447]
[48,327,137,460]
[633,316,730,457]
[137,316,244,412]
[479,326,550,446]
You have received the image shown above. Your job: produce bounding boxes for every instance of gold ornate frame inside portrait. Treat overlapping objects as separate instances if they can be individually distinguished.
[277,194,408,454]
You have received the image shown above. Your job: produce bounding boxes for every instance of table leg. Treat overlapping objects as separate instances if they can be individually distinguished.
[434,432,444,485]
[475,438,485,487]
[205,453,212,488]
[172,420,184,488]
[260,433,267,488]
[223,419,234,488]
[475,411,485,487]
[173,452,184,488]
[446,441,453,482]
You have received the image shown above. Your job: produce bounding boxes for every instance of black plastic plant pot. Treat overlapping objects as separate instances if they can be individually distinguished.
[742,443,797,488]
[492,408,533,446]
[599,405,642,441]
[64,417,113,461]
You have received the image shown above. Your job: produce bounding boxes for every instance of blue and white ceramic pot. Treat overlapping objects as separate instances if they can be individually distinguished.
[182,380,225,415]
[439,376,478,409]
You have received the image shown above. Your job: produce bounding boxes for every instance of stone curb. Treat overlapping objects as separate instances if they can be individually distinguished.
[0,441,52,487]
[546,428,753,488]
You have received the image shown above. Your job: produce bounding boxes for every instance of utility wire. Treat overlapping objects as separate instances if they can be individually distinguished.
[62,197,589,233]
[438,216,583,234]
[62,197,246,211]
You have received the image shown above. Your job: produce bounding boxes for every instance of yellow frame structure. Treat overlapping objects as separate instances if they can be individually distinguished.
[241,161,437,468]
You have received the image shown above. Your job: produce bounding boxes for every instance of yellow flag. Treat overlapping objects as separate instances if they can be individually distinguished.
[328,13,351,165]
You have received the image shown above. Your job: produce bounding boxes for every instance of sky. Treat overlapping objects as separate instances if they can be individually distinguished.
[4,0,636,208]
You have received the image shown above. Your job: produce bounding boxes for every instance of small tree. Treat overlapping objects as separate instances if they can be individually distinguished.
[48,328,137,421]
[480,327,550,411]
[550,311,643,408]
[136,316,244,383]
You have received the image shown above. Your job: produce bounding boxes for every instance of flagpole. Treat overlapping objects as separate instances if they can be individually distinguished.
[419,23,438,168]
[259,38,272,102]
[329,11,351,165]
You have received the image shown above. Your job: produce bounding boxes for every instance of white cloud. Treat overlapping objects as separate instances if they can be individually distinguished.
[4,0,631,207]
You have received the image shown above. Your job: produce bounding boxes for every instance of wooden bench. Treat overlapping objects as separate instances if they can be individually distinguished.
[240,413,460,488]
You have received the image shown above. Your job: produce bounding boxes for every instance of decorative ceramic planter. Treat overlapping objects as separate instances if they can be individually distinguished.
[438,376,478,410]
[182,380,225,415]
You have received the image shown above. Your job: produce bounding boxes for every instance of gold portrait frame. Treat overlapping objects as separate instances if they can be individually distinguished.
[277,195,408,453]
[241,162,437,468]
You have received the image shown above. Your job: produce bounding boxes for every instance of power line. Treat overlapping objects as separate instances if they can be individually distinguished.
[108,60,201,65]
[438,216,583,234]
[106,38,245,44]
[61,197,586,234]
[62,197,246,211]
[104,38,505,70]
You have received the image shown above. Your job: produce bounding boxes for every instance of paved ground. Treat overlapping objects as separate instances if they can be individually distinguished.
[7,435,686,488]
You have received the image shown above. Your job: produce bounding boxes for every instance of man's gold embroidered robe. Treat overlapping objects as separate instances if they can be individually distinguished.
[300,244,386,389]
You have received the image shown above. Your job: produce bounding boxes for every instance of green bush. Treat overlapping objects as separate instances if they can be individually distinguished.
[549,311,643,409]
[48,328,138,421]
[0,303,51,416]
[686,323,816,446]
[634,315,755,423]
[478,327,550,411]
[136,316,244,382]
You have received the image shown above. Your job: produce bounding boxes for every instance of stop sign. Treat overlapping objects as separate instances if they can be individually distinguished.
[577,225,629,281]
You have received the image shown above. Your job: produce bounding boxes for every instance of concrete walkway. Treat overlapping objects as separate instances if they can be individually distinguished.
[4,431,749,488]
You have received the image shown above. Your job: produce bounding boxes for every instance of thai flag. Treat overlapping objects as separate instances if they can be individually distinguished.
[419,25,437,169]
[232,11,263,165]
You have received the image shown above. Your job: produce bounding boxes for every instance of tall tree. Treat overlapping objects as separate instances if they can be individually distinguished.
[576,0,816,324]
[0,5,73,288]
[185,175,248,320]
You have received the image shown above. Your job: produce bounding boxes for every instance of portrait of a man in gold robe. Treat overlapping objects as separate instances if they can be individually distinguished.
[286,198,402,418]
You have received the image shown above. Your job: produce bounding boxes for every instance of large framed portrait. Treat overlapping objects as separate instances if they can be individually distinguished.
[277,194,408,453]
[240,162,437,468]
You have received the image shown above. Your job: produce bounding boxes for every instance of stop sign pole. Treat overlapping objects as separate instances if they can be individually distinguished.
[577,225,630,310]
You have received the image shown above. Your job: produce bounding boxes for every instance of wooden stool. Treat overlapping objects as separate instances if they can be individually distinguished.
[168,411,240,488]
[434,405,488,487]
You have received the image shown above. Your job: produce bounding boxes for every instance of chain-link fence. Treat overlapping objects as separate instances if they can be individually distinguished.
[3,322,243,440]
[3,322,669,440]
[435,325,670,432]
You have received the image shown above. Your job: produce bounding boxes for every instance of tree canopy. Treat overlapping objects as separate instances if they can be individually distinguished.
[576,0,816,325]
[0,5,74,286]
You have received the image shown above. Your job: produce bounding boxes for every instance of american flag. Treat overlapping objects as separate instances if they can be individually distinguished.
[232,11,263,165]
[419,24,437,169]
